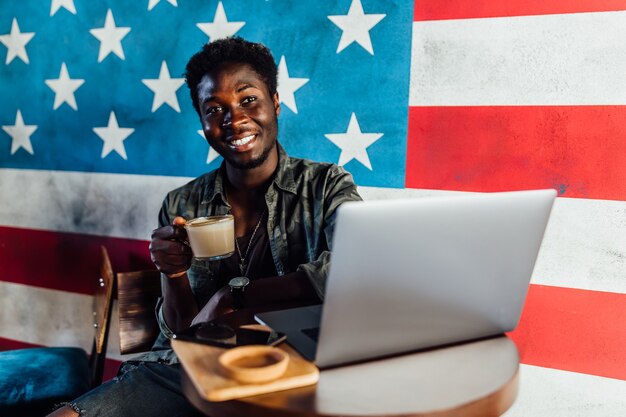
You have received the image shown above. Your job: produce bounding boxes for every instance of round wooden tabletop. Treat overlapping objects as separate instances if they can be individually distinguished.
[180,335,519,417]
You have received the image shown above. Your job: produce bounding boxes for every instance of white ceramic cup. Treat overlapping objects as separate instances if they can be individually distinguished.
[184,215,235,261]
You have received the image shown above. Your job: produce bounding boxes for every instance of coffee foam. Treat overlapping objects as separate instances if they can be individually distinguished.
[187,216,230,227]
[185,216,235,259]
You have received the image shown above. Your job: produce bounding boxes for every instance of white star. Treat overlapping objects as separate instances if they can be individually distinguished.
[93,112,134,160]
[142,61,185,112]
[0,18,35,65]
[328,0,385,55]
[50,0,76,16]
[89,9,131,63]
[324,113,383,170]
[196,2,245,42]
[44,62,85,111]
[2,110,37,155]
[148,0,178,11]
[197,130,221,164]
[277,56,309,114]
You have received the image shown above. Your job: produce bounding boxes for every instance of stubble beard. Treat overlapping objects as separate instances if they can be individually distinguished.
[222,117,278,170]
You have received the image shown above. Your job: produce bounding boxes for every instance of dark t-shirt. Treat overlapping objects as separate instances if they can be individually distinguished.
[219,214,277,283]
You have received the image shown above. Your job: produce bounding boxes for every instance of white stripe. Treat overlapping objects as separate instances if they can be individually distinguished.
[1,169,625,294]
[504,365,626,416]
[409,11,626,106]
[360,187,626,294]
[0,281,136,362]
[0,168,189,241]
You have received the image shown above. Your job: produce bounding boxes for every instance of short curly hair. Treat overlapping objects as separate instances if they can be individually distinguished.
[185,37,278,115]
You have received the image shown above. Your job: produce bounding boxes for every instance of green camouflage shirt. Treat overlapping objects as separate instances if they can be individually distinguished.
[152,143,362,354]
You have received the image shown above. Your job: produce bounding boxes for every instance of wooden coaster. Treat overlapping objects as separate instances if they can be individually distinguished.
[218,345,289,383]
[173,339,319,402]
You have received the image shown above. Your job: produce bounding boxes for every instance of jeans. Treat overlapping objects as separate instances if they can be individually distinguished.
[58,361,204,417]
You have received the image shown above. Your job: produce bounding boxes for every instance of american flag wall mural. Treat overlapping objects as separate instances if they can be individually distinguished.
[0,0,625,414]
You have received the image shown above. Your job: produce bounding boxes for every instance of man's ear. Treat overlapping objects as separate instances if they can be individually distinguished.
[273,92,281,117]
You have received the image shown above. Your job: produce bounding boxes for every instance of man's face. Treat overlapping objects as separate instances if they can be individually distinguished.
[197,62,280,170]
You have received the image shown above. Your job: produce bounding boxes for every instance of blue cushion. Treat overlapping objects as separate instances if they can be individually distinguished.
[0,347,90,414]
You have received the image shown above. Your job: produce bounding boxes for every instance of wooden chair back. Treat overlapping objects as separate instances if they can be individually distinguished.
[117,270,162,355]
[90,245,115,386]
[0,246,115,415]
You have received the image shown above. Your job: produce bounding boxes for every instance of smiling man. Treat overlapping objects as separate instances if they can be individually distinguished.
[49,37,361,417]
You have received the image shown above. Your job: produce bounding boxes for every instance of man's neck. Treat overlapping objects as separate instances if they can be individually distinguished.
[223,145,278,235]
[224,145,278,193]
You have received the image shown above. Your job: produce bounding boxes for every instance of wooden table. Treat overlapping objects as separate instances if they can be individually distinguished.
[173,335,519,417]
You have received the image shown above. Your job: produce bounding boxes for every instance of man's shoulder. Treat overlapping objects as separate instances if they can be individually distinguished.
[286,155,346,179]
[166,169,218,201]
[280,154,359,201]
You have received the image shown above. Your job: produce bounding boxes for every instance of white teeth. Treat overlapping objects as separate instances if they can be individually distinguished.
[230,135,255,147]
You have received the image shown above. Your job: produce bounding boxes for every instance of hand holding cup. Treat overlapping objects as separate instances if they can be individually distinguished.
[150,215,235,278]
[149,216,192,277]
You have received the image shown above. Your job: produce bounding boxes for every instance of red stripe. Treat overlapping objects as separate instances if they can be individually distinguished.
[3,285,626,381]
[405,106,626,201]
[414,0,626,21]
[0,226,155,295]
[0,336,122,382]
[0,336,40,351]
[508,284,626,381]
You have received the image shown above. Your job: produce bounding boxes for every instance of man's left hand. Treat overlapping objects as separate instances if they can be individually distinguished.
[191,286,234,326]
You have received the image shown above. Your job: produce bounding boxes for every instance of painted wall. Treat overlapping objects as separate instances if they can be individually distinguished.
[1,0,625,414]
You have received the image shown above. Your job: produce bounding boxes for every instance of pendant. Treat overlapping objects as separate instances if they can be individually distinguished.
[239,259,246,276]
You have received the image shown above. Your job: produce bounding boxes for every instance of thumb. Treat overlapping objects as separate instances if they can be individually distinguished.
[172,216,187,227]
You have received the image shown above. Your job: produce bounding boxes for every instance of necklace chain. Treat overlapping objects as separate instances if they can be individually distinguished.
[234,210,266,276]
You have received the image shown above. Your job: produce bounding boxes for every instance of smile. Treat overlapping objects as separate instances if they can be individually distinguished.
[227,134,256,149]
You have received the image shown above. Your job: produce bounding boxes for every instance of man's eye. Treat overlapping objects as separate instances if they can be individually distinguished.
[207,106,222,114]
[242,96,257,104]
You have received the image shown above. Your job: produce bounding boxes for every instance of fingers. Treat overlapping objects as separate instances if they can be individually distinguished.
[151,251,191,266]
[149,258,189,271]
[150,251,192,276]
[149,240,191,259]
[149,237,190,254]
[150,245,192,274]
[173,216,187,226]
[150,219,192,275]
[151,225,188,241]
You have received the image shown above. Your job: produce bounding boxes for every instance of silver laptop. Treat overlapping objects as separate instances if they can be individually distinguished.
[255,189,556,368]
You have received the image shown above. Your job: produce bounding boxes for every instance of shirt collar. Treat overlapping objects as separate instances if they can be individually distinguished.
[201,142,296,205]
[272,142,297,195]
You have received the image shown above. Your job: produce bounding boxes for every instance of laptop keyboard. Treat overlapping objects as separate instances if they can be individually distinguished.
[301,327,320,342]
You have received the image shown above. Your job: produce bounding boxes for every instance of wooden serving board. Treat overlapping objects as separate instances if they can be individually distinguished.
[172,338,319,402]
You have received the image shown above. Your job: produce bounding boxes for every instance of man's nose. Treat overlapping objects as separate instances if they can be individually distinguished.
[222,107,247,128]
